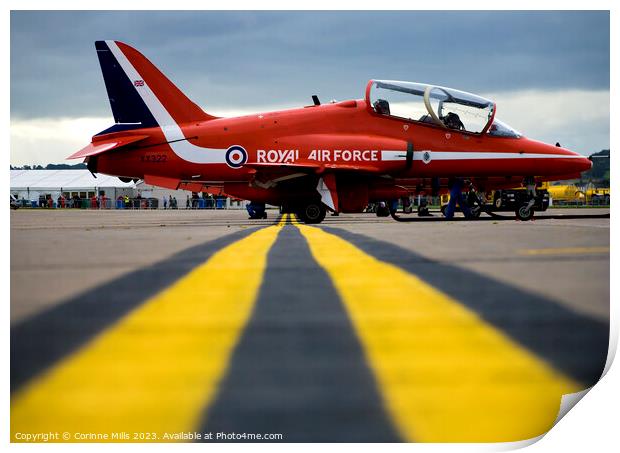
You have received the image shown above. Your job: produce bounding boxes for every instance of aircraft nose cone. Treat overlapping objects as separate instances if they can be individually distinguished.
[553,144,592,173]
[568,151,592,172]
[580,156,593,171]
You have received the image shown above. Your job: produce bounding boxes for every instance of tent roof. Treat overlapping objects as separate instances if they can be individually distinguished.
[10,170,136,190]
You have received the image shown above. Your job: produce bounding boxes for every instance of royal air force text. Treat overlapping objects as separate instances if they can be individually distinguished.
[256,149,379,163]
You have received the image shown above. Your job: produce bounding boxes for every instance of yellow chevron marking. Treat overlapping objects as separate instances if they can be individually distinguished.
[298,225,580,442]
[11,225,282,442]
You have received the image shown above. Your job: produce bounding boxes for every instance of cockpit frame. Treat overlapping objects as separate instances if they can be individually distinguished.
[365,80,498,135]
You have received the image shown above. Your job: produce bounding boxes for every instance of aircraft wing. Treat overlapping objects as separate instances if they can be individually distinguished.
[243,162,320,188]
[245,161,382,173]
[245,161,383,211]
[147,161,387,211]
[143,174,226,195]
[244,161,321,172]
[245,161,382,177]
[67,135,150,160]
[322,163,382,172]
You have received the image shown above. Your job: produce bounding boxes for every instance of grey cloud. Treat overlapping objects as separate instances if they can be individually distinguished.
[11,10,610,119]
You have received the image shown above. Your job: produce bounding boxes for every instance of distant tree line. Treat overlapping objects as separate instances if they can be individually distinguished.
[578,149,610,187]
[10,163,87,170]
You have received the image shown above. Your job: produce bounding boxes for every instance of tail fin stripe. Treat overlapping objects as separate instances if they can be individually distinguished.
[95,41,157,128]
[105,41,227,165]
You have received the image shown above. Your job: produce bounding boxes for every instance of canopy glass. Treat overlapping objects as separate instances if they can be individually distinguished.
[368,80,500,134]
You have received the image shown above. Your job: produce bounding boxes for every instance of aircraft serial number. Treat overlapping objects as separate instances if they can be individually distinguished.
[140,154,168,162]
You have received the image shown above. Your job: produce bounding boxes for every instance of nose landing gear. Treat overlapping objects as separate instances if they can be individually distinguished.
[515,204,535,221]
[515,177,537,221]
[465,188,483,219]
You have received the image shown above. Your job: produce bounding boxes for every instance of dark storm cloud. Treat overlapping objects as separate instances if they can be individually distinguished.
[11,10,609,119]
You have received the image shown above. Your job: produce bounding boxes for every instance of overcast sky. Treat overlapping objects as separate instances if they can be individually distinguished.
[10,10,610,165]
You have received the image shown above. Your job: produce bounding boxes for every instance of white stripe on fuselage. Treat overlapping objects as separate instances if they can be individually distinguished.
[415,151,584,160]
[381,150,583,161]
[106,40,226,164]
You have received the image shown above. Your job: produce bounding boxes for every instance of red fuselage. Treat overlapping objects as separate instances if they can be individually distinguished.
[92,98,591,202]
[71,41,592,217]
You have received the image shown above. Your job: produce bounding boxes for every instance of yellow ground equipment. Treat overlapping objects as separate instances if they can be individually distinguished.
[584,187,610,204]
[546,185,585,203]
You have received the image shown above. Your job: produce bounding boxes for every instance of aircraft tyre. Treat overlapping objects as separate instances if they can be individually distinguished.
[376,204,391,217]
[469,206,482,218]
[298,202,326,224]
[515,204,535,221]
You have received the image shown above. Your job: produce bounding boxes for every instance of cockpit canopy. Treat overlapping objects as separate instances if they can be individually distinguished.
[367,80,516,136]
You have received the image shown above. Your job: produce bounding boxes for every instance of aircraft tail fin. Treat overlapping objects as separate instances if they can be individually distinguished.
[94,40,216,134]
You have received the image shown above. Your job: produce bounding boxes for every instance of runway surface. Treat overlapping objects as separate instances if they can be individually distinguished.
[10,209,610,442]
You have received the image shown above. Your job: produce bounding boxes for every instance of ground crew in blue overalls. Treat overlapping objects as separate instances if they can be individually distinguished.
[443,177,473,219]
[246,201,267,219]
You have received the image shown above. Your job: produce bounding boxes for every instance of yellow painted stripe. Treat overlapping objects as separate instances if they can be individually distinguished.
[518,246,609,256]
[298,225,580,442]
[11,225,282,442]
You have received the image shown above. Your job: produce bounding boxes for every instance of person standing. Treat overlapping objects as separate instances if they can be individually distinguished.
[443,178,472,219]
[246,201,267,219]
[163,196,168,209]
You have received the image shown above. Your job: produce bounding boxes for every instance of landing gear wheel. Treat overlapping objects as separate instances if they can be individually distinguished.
[297,202,326,224]
[470,206,482,219]
[376,204,390,217]
[495,196,502,209]
[515,204,534,221]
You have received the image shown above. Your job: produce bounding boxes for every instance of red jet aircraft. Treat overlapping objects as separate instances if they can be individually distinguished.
[69,40,592,223]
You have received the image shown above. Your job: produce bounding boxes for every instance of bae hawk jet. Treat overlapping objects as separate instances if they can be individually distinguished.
[70,41,592,223]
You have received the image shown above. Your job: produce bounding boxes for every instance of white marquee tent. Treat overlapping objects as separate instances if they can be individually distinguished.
[10,170,137,202]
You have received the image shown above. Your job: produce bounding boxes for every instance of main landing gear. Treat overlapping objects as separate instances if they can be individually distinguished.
[296,201,326,224]
[280,200,327,224]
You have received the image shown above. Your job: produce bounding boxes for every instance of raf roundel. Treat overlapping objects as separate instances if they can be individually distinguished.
[225,145,248,168]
